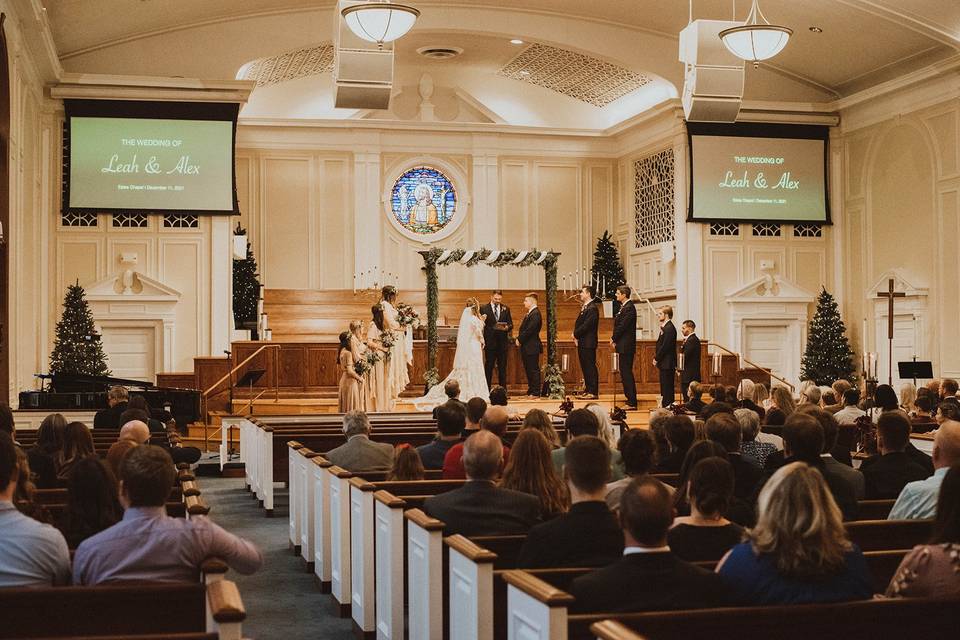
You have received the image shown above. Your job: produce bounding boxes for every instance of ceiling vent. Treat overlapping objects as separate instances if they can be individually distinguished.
[417,46,463,60]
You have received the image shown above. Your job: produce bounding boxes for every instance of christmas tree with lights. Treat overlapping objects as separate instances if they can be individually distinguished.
[590,231,626,300]
[800,287,856,385]
[49,282,110,376]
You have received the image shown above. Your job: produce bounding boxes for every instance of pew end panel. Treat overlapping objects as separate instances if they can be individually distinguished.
[328,465,354,617]
[374,490,406,640]
[502,570,574,640]
[406,509,446,640]
[313,456,334,591]
[350,478,378,636]
[446,535,498,640]
[206,580,246,640]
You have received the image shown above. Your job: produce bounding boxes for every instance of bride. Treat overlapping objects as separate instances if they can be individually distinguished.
[413,298,489,410]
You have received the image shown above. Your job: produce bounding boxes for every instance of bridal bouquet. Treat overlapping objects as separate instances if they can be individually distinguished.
[396,303,421,329]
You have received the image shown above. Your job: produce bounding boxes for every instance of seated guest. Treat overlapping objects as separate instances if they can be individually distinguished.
[606,428,673,511]
[816,409,865,500]
[93,385,129,429]
[120,408,203,466]
[941,378,960,403]
[417,402,464,470]
[735,408,776,469]
[431,380,466,418]
[74,445,262,584]
[648,410,673,469]
[517,436,621,568]
[585,402,620,451]
[752,382,770,412]
[58,456,122,548]
[655,415,695,474]
[820,390,836,410]
[443,406,511,479]
[764,386,796,427]
[489,385,509,407]
[521,408,562,449]
[0,405,14,443]
[27,413,66,489]
[736,379,766,421]
[462,396,486,439]
[324,410,394,472]
[710,384,726,404]
[669,457,744,562]
[424,430,540,536]
[0,433,71,587]
[937,401,960,426]
[770,413,858,520]
[706,413,762,502]
[387,444,425,481]
[105,420,149,479]
[900,382,918,415]
[684,381,706,415]
[834,388,866,425]
[861,411,930,499]
[889,420,960,519]
[57,421,96,480]
[569,476,726,613]
[501,430,569,519]
[127,394,166,433]
[875,384,901,413]
[886,465,960,598]
[912,396,938,432]
[13,448,49,523]
[673,441,730,516]
[718,462,872,604]
[701,401,734,422]
[799,385,821,406]
[825,380,852,414]
[551,408,623,480]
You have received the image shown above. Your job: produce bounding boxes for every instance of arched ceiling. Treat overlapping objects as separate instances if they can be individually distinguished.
[45,1,960,129]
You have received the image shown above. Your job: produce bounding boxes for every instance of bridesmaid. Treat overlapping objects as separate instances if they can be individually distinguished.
[349,320,372,411]
[367,305,392,412]
[381,286,410,400]
[338,331,363,413]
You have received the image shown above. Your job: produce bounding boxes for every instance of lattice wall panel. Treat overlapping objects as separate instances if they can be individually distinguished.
[61,211,98,227]
[498,43,650,107]
[752,223,782,237]
[163,214,199,229]
[709,222,740,236]
[634,149,675,249]
[793,223,823,237]
[238,43,335,87]
[112,213,149,228]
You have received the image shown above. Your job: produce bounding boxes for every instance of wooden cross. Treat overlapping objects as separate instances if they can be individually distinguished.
[876,278,905,384]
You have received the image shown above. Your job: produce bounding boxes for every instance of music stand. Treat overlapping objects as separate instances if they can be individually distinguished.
[898,360,933,386]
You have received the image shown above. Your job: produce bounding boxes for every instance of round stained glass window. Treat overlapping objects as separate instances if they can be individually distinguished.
[389,166,458,237]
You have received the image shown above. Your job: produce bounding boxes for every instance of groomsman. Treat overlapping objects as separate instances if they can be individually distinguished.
[573,285,600,399]
[654,306,678,408]
[680,320,701,403]
[516,293,543,397]
[611,286,638,409]
[481,290,513,387]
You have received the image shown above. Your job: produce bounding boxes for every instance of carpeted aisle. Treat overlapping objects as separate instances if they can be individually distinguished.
[201,477,354,640]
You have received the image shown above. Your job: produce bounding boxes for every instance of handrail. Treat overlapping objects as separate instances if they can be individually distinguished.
[203,344,281,398]
[231,388,272,418]
[709,342,796,393]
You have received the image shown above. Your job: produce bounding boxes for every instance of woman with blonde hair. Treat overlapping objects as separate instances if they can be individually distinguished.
[500,429,569,519]
[751,382,770,408]
[717,462,872,604]
[522,408,561,449]
[764,386,797,426]
[584,403,618,450]
[899,382,918,416]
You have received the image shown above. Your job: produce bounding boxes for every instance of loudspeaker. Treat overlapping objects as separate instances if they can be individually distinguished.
[334,1,395,110]
[678,19,745,123]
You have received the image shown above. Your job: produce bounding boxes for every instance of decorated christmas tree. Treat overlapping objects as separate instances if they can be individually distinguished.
[590,231,626,300]
[233,226,261,329]
[800,287,857,385]
[49,282,110,376]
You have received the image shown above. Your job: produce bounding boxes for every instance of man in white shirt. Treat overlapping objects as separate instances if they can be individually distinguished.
[0,433,71,588]
[834,388,867,425]
[889,420,960,519]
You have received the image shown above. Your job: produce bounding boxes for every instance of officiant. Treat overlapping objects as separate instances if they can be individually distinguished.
[481,290,514,387]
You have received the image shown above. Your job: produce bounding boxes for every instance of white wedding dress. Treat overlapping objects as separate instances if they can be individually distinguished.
[413,307,489,410]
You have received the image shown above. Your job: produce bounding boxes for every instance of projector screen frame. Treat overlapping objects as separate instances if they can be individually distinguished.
[686,121,832,226]
[62,99,240,216]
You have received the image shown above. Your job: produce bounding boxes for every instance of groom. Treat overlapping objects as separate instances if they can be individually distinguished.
[516,293,543,397]
[480,290,513,387]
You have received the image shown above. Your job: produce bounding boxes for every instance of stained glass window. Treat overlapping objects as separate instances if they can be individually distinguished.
[390,166,457,236]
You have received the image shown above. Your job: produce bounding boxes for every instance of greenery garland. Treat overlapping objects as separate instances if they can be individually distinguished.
[418,247,564,398]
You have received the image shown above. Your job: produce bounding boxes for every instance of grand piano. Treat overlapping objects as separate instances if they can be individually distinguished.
[18,373,201,430]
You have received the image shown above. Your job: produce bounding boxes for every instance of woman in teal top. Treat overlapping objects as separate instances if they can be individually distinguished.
[717,462,873,604]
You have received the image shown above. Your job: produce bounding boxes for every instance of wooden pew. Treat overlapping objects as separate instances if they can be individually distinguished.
[0,580,246,640]
[502,571,960,640]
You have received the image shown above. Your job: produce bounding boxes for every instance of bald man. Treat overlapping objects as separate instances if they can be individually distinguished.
[889,420,960,520]
[106,421,150,477]
[425,430,540,536]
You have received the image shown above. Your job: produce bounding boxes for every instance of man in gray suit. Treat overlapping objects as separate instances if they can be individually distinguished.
[424,430,540,536]
[323,411,394,472]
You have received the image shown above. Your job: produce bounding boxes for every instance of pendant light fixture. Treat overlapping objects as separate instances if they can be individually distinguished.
[719,0,792,67]
[341,0,420,49]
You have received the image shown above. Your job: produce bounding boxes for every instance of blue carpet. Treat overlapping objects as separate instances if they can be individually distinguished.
[201,477,354,640]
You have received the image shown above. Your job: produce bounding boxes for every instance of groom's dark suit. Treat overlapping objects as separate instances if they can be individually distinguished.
[480,301,513,387]
[612,300,637,407]
[517,306,543,396]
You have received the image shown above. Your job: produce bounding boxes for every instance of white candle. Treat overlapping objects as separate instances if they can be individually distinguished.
[353,273,356,294]
[612,352,620,372]
[602,277,606,298]
[678,353,684,371]
[561,353,569,372]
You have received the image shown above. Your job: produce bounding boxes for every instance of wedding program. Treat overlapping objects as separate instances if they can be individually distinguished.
[687,123,829,223]
[67,116,234,211]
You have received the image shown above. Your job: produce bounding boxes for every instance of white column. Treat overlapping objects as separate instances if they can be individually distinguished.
[354,152,383,286]
[210,215,231,355]
[471,152,499,288]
